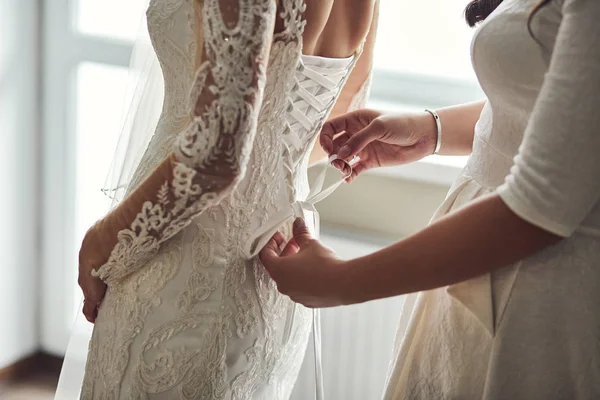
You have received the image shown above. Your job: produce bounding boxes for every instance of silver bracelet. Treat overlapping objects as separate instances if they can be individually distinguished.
[424,109,442,155]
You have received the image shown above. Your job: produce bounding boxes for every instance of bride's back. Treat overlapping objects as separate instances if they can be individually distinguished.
[289,0,378,58]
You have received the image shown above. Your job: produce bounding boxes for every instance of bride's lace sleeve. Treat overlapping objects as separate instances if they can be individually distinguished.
[93,0,277,285]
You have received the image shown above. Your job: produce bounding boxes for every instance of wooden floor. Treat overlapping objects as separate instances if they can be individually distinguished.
[0,371,57,400]
[0,353,61,400]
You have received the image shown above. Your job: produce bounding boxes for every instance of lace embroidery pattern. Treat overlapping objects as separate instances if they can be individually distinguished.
[177,225,217,311]
[131,312,231,398]
[81,237,183,398]
[276,0,307,43]
[94,0,277,285]
[230,339,263,398]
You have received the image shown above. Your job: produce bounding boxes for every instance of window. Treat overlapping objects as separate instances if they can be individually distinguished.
[75,0,145,41]
[368,0,483,177]
[41,0,140,353]
[73,62,129,304]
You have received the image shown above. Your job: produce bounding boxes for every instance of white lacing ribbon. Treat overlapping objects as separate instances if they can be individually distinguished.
[251,57,356,400]
[242,154,354,259]
[280,59,350,212]
[282,62,348,154]
[243,154,356,400]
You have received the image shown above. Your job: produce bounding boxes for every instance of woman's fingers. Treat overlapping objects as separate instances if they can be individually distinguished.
[330,132,351,155]
[320,109,379,152]
[292,218,314,247]
[331,158,352,176]
[260,236,282,269]
[320,114,353,150]
[281,238,300,257]
[272,231,286,250]
[331,160,344,171]
[345,162,367,183]
[337,119,384,160]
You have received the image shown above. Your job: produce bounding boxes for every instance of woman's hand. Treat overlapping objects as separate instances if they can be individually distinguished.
[78,220,117,323]
[259,218,354,308]
[320,109,438,182]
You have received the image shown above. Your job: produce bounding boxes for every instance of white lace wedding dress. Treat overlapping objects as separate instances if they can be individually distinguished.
[80,0,368,398]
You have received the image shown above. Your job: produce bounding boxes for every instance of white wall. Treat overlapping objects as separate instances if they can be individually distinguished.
[0,0,40,368]
[310,166,450,238]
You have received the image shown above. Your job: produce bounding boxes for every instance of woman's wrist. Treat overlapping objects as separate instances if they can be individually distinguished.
[424,109,442,154]
[412,111,439,155]
[339,256,375,305]
[425,100,485,156]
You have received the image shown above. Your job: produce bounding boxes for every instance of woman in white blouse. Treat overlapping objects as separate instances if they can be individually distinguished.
[260,0,600,398]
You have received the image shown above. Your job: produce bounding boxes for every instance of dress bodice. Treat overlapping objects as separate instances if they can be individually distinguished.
[142,0,358,255]
[466,0,560,188]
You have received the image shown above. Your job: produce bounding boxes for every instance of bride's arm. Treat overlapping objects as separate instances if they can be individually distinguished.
[309,1,379,165]
[87,0,278,286]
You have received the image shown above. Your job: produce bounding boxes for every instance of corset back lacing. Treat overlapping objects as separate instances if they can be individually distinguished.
[243,53,361,400]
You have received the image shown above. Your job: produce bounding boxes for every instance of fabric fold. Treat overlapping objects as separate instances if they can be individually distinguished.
[434,176,497,335]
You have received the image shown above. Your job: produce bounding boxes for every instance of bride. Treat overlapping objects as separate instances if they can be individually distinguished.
[64,0,379,398]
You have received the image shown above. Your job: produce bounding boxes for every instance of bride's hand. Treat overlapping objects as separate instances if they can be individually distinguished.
[78,220,116,323]
[320,109,438,182]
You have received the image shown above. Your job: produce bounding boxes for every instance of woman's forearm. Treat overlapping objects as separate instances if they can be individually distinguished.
[428,100,486,156]
[344,194,560,304]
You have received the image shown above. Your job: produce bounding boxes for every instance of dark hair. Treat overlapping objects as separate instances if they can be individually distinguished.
[464,0,503,27]
[465,0,552,30]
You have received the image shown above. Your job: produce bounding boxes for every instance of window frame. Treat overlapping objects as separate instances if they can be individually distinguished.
[41,1,134,355]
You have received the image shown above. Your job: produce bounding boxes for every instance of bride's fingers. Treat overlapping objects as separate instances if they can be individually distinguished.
[83,299,100,323]
[81,276,106,323]
[337,120,384,160]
